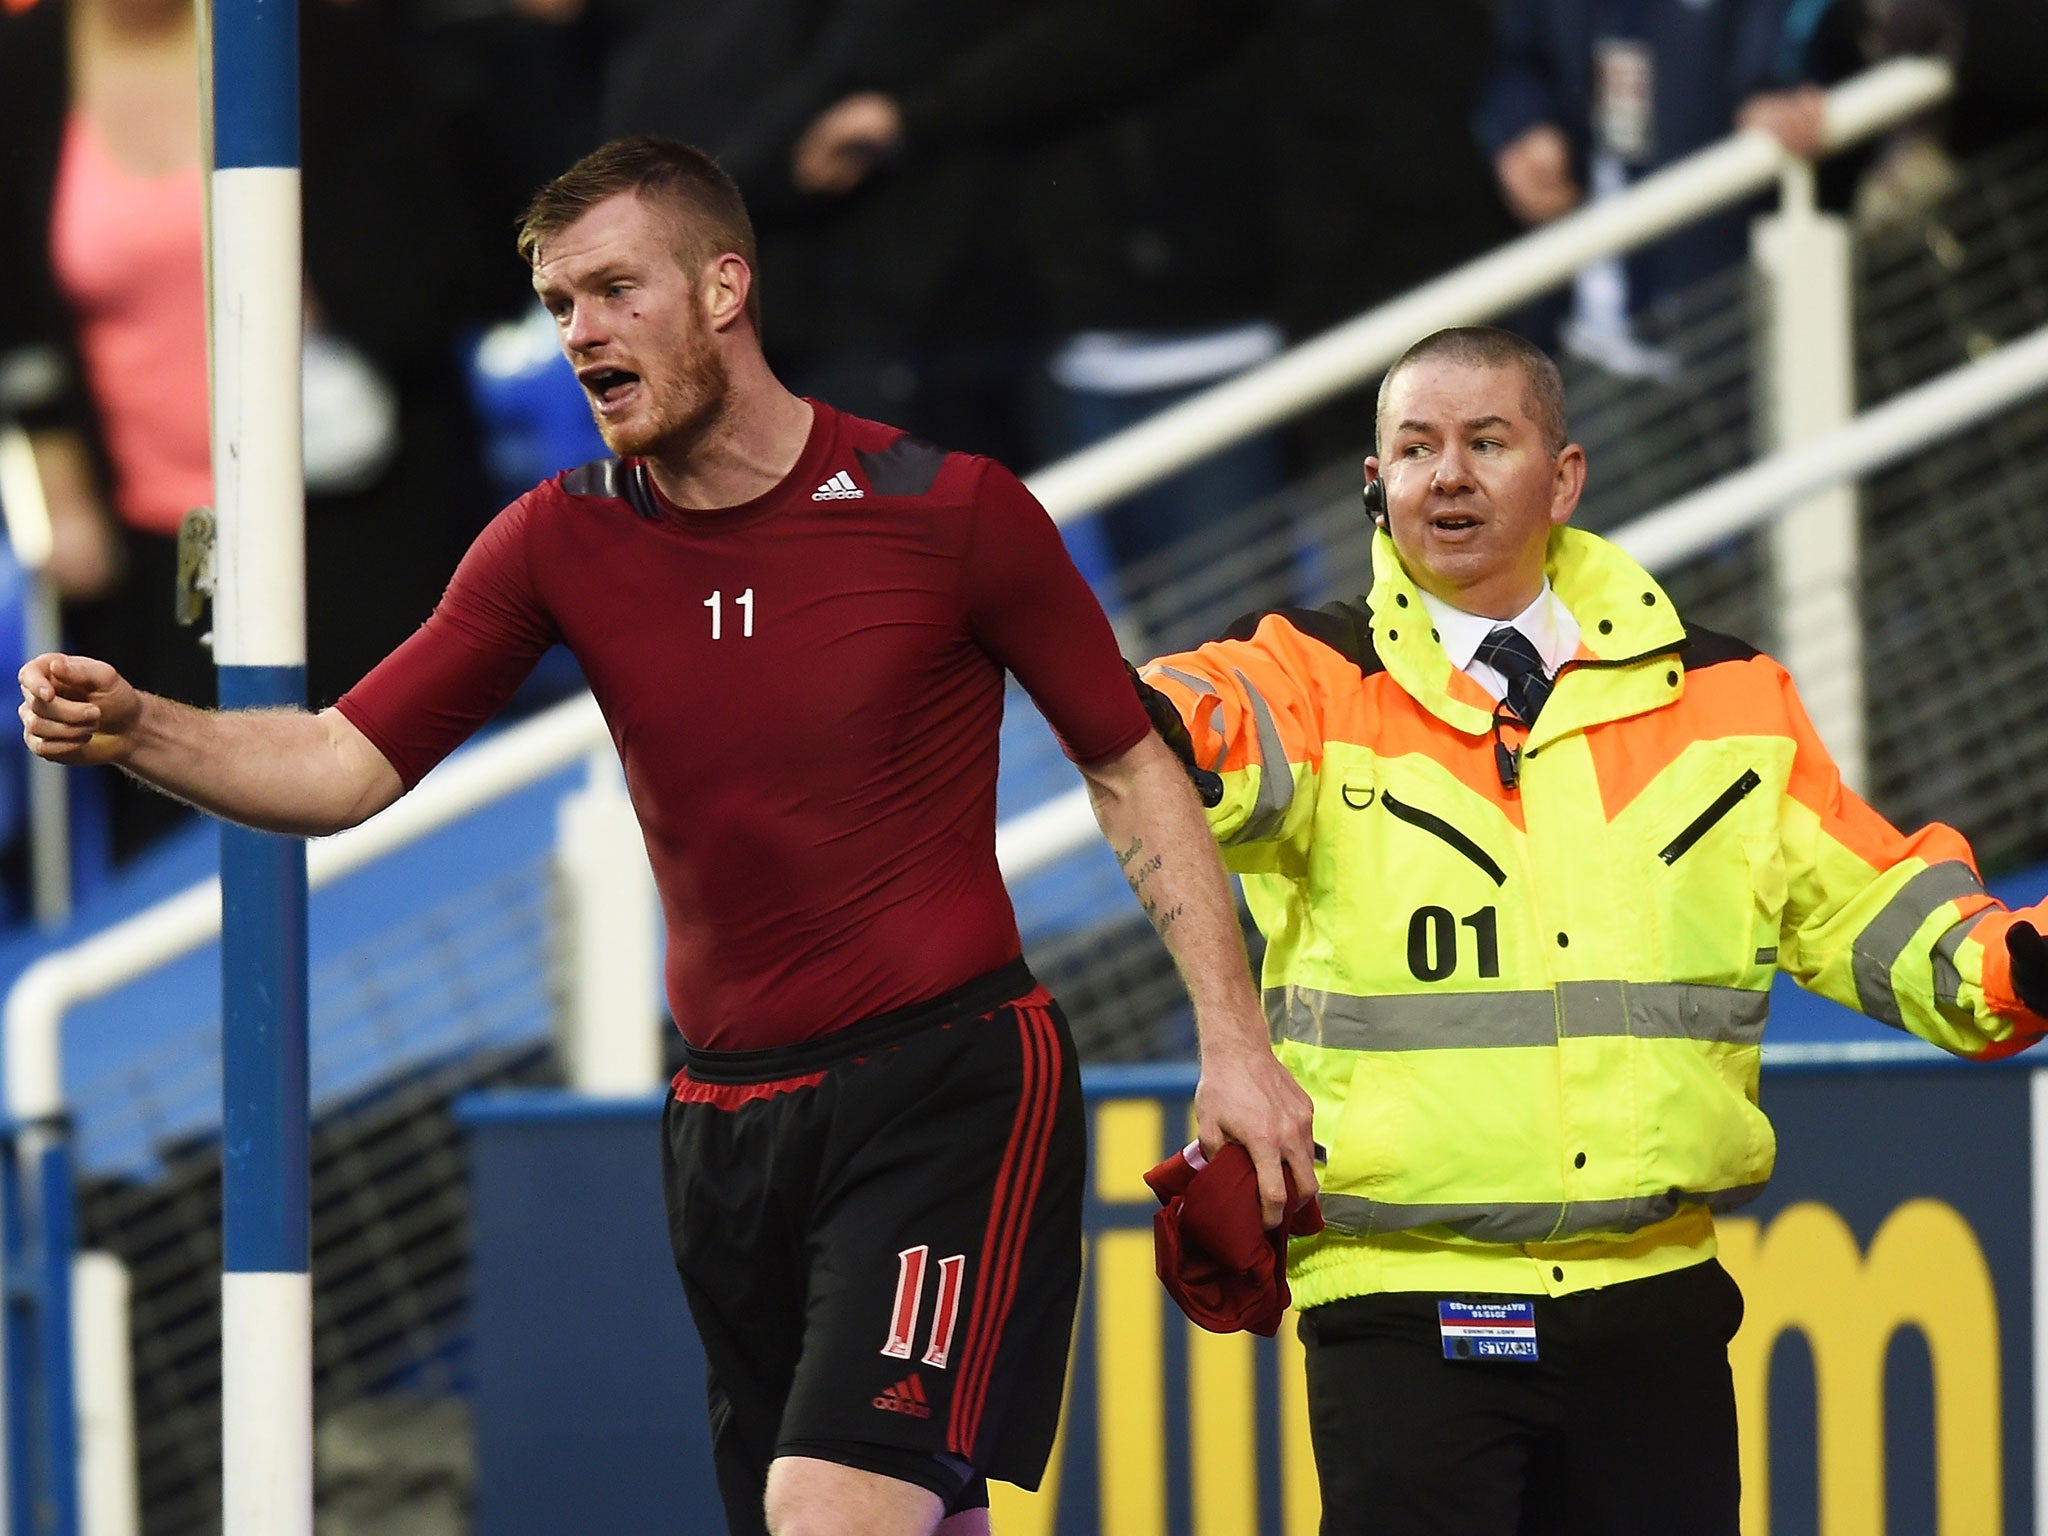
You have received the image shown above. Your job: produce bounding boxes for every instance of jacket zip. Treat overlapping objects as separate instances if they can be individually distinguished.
[1659,769,1762,865]
[1492,637,1684,793]
[1381,793,1508,885]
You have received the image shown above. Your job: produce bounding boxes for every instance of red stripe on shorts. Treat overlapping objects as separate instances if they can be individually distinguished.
[669,1067,826,1108]
[947,992,1061,1456]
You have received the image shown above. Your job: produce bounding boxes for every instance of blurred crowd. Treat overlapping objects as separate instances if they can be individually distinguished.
[0,0,2041,888]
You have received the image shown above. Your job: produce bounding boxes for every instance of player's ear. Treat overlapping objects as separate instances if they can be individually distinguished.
[703,254,752,331]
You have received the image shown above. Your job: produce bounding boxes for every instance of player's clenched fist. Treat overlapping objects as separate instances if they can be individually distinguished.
[18,653,139,765]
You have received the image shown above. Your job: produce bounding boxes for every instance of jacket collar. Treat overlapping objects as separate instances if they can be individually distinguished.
[1367,525,1689,744]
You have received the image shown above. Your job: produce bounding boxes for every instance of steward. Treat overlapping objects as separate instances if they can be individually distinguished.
[1139,325,2048,1536]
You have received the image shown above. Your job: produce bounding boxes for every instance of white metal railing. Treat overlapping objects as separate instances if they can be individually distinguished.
[1613,322,2048,569]
[1023,55,1954,523]
[2,690,610,1125]
[0,425,79,925]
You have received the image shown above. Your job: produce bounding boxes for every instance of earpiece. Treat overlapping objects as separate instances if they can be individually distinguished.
[1362,471,1387,529]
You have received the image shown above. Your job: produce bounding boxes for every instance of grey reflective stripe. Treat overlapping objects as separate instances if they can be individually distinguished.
[1930,910,1992,1011]
[1152,666,1228,772]
[1268,982,1769,1051]
[1268,988,1545,1050]
[1221,667,1294,845]
[1152,665,1215,697]
[1318,1182,1768,1242]
[1852,861,1988,1028]
[1558,981,1768,1044]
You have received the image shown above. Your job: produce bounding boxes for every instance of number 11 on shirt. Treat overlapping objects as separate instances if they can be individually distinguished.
[704,588,755,639]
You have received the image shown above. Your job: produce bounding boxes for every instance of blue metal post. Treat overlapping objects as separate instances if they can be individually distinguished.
[1,1130,35,1534]
[207,0,310,1527]
[34,1136,77,1536]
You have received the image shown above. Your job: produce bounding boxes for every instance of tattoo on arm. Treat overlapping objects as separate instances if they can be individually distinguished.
[1142,900,1186,939]
[1115,837,1179,938]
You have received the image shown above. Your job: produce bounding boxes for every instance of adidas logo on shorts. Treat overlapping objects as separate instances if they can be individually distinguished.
[873,1372,933,1419]
[812,470,864,501]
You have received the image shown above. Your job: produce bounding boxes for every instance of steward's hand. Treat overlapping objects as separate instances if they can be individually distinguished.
[1128,663,1222,807]
[1194,1033,1319,1231]
[2009,922,2048,1016]
[792,93,905,197]
[18,653,140,765]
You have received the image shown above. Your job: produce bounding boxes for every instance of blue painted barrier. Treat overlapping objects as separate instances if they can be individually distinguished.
[2,1120,82,1536]
[463,1052,2039,1535]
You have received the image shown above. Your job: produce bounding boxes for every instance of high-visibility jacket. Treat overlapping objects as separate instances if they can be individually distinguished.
[1146,526,2046,1306]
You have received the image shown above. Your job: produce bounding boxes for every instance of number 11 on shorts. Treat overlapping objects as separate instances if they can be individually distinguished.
[883,1245,966,1369]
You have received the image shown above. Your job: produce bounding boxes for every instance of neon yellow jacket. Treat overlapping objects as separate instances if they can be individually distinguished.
[1146,527,2046,1305]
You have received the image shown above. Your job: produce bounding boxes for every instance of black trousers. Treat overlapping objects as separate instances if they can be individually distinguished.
[1299,1259,1744,1536]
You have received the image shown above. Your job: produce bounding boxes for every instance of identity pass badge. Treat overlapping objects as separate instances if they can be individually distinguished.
[1437,1299,1539,1362]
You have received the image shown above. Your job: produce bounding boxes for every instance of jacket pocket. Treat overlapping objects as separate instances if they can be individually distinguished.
[1381,792,1507,885]
[1636,1042,1778,1200]
[1659,769,1762,865]
[1645,762,1775,982]
[1322,1056,1409,1208]
[1322,1047,1564,1228]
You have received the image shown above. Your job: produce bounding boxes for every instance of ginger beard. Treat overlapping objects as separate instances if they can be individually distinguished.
[588,289,732,461]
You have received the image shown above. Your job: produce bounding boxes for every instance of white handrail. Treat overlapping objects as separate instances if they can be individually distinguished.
[1024,55,1954,523]
[1612,321,2048,568]
[995,785,1097,878]
[2,691,608,1122]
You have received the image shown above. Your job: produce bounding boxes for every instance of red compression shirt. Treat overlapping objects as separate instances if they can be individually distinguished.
[337,401,1148,1049]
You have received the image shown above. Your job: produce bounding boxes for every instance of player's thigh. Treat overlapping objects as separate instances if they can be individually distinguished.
[1299,1295,1551,1536]
[764,1455,944,1536]
[662,1092,820,1534]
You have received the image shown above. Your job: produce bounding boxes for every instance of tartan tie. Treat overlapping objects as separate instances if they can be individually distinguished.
[1474,624,1552,726]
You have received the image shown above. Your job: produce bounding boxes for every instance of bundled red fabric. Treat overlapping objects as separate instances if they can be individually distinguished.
[1144,1140,1324,1336]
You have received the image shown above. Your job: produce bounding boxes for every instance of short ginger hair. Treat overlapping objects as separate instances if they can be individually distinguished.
[518,136,761,331]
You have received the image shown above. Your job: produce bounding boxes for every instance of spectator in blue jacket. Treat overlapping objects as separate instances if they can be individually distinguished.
[1477,0,1839,367]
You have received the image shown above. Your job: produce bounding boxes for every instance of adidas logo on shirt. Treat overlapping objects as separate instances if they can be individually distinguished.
[812,470,864,501]
[872,1373,932,1419]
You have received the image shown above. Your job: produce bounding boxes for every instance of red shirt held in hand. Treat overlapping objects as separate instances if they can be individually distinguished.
[1145,1140,1325,1337]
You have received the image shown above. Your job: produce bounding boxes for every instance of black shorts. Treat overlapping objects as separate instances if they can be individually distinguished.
[661,959,1084,1536]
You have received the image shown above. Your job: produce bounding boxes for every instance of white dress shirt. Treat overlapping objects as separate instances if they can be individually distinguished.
[1414,582,1581,705]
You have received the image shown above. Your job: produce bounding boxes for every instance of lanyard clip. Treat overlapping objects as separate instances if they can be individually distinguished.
[1494,740,1520,791]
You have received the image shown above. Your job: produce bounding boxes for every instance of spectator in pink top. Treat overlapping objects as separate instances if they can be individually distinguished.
[0,0,506,857]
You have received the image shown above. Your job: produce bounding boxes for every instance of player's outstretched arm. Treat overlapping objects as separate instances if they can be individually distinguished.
[1080,728,1317,1228]
[19,652,403,837]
